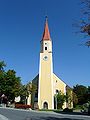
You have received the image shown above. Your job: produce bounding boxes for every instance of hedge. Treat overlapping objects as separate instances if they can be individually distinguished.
[15,104,31,109]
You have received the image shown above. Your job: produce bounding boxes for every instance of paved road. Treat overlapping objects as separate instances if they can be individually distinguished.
[0,107,90,120]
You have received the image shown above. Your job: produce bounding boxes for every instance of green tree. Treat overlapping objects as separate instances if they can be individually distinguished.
[26,82,37,94]
[73,84,88,105]
[88,86,90,101]
[85,86,90,103]
[0,60,6,71]
[19,82,37,104]
[66,87,73,108]
[4,70,21,102]
[56,91,66,109]
[19,85,28,104]
[73,92,78,107]
[0,61,22,103]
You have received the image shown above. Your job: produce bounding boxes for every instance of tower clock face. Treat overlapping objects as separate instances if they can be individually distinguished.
[43,55,48,61]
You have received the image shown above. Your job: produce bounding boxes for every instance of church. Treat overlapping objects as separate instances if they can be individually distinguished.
[27,17,73,110]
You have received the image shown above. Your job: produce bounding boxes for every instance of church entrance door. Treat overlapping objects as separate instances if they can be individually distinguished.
[43,102,48,109]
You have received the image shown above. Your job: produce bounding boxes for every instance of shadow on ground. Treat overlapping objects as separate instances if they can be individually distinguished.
[40,117,83,120]
[54,110,89,116]
[25,116,83,120]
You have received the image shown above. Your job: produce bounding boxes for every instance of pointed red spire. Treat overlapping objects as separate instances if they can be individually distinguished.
[42,16,51,40]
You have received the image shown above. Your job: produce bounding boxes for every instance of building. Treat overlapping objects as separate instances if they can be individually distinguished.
[27,17,73,109]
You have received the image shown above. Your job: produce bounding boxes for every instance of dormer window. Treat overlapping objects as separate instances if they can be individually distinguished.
[45,47,47,50]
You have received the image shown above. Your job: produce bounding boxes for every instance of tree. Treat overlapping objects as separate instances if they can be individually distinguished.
[55,91,66,109]
[66,86,73,108]
[75,0,90,47]
[73,92,78,107]
[0,61,22,103]
[0,60,6,71]
[80,0,90,33]
[19,82,37,104]
[73,84,88,105]
[85,86,90,102]
[26,82,37,94]
[4,70,21,102]
[88,86,90,100]
[19,85,28,104]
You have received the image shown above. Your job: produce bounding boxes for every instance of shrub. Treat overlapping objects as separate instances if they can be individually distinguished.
[15,104,31,109]
[88,105,90,115]
[63,108,73,112]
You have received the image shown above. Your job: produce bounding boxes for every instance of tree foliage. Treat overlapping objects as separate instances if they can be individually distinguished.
[80,0,90,35]
[19,82,37,104]
[56,91,66,109]
[66,86,73,108]
[73,84,90,105]
[75,0,90,47]
[0,60,37,105]
[72,92,78,107]
[0,61,6,71]
[0,61,21,103]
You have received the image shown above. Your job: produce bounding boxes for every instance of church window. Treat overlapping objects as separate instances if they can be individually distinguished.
[45,47,47,50]
[56,89,59,94]
[35,91,38,98]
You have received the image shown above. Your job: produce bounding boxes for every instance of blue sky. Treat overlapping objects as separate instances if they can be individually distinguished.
[0,0,90,87]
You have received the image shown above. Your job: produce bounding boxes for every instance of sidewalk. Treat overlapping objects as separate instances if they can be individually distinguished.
[0,114,10,120]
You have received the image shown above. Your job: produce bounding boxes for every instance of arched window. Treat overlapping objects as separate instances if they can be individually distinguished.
[43,102,48,109]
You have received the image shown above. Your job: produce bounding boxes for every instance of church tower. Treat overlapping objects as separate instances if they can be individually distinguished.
[38,17,54,109]
[29,17,73,110]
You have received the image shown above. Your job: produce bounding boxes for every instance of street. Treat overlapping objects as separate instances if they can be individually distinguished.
[0,107,90,120]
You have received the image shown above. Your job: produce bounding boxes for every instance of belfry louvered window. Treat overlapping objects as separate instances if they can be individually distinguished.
[45,47,47,50]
